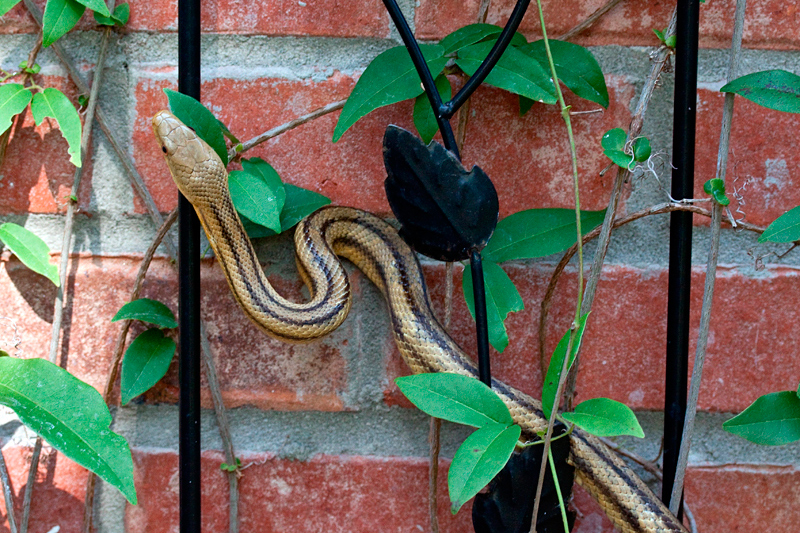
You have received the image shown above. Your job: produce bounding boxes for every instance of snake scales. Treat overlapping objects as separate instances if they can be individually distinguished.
[153,109,688,533]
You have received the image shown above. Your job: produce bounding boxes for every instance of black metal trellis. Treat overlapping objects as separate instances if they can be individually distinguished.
[663,0,700,516]
[178,0,201,532]
[175,0,698,528]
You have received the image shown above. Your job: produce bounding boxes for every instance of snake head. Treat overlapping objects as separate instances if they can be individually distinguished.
[152,110,227,203]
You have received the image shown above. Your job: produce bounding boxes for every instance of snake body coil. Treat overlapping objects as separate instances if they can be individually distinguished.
[153,110,688,533]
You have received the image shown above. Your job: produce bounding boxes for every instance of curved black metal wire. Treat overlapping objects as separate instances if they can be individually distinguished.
[380,0,533,387]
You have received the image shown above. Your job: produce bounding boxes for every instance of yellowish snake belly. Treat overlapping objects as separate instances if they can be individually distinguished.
[153,110,688,533]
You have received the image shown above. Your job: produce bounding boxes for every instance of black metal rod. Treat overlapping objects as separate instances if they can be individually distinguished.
[470,249,491,386]
[441,0,531,118]
[380,0,460,156]
[663,0,700,515]
[178,0,202,531]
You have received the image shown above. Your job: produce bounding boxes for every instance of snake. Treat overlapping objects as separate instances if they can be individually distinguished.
[153,109,688,533]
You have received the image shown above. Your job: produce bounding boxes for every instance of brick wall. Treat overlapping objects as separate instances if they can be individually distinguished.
[1,0,799,532]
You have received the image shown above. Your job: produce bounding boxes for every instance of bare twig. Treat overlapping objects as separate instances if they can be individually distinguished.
[669,0,748,514]
[0,449,17,533]
[19,24,111,533]
[563,9,678,408]
[557,0,625,41]
[23,31,42,77]
[231,99,346,160]
[598,437,662,479]
[82,208,178,533]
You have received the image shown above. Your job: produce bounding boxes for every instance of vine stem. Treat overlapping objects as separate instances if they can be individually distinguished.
[529,0,584,528]
[564,8,678,408]
[668,0,748,513]
[0,449,17,533]
[19,22,111,533]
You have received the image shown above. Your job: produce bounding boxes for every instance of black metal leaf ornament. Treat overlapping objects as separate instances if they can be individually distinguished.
[383,125,499,261]
[472,429,575,533]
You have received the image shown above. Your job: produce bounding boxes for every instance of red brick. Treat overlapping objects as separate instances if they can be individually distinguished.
[134,73,633,216]
[0,445,88,533]
[685,465,800,532]
[571,485,616,533]
[384,263,800,413]
[129,449,630,532]
[0,76,93,215]
[0,254,348,411]
[416,0,800,49]
[695,88,800,227]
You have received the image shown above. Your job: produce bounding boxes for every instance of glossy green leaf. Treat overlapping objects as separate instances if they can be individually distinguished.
[723,391,800,446]
[120,329,176,405]
[542,314,589,418]
[562,398,644,437]
[721,70,800,114]
[0,0,20,17]
[413,74,452,144]
[0,83,32,135]
[73,0,108,16]
[703,178,730,206]
[483,208,606,263]
[42,0,85,47]
[112,298,177,329]
[456,41,557,105]
[228,157,285,233]
[333,45,448,142]
[0,357,137,503]
[93,2,129,25]
[448,423,521,513]
[31,88,82,167]
[164,88,228,166]
[242,183,331,238]
[462,260,523,353]
[0,223,59,286]
[395,373,513,427]
[519,40,609,108]
[632,137,651,162]
[758,205,800,243]
[439,24,527,55]
[601,127,634,169]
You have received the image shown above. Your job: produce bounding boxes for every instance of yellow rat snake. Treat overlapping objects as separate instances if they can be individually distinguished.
[153,110,687,533]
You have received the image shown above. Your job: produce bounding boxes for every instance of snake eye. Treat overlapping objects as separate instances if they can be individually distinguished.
[161,146,167,154]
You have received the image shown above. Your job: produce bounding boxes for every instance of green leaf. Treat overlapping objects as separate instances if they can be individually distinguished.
[112,298,177,329]
[601,127,634,169]
[0,0,20,17]
[665,35,677,49]
[30,88,82,167]
[413,74,452,144]
[279,183,330,230]
[542,314,589,418]
[483,208,606,263]
[0,357,137,503]
[164,88,228,166]
[241,183,331,238]
[0,223,59,286]
[0,84,32,135]
[518,40,609,108]
[333,45,448,142]
[228,157,286,233]
[561,398,644,437]
[632,136,651,162]
[462,261,523,353]
[93,2,129,25]
[439,24,527,55]
[395,373,513,427]
[758,205,800,243]
[455,41,557,105]
[73,0,108,16]
[42,0,85,47]
[723,391,800,446]
[653,29,665,42]
[448,423,521,513]
[721,70,800,114]
[703,178,730,206]
[0,350,9,357]
[120,329,176,405]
